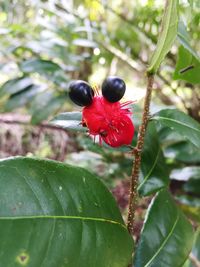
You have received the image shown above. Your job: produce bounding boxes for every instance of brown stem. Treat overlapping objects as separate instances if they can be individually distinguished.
[127,73,154,234]
[189,253,200,267]
[0,114,67,132]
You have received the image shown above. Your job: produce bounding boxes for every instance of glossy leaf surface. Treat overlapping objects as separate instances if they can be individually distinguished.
[138,122,169,196]
[134,190,194,267]
[0,157,133,267]
[152,109,200,148]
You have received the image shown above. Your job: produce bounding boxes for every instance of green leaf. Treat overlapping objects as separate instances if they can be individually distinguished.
[177,21,200,60]
[20,58,61,75]
[50,112,87,132]
[0,157,133,267]
[164,141,200,163]
[138,122,169,196]
[147,0,179,73]
[0,77,33,97]
[30,92,66,124]
[4,84,44,111]
[134,189,194,267]
[152,109,200,148]
[173,45,200,84]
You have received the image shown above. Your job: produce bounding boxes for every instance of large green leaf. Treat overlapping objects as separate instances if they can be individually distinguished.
[0,157,133,267]
[138,122,169,196]
[134,189,194,267]
[173,45,200,84]
[152,109,200,148]
[147,0,179,73]
[50,111,87,132]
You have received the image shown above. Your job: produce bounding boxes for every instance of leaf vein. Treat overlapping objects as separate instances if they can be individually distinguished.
[144,213,179,267]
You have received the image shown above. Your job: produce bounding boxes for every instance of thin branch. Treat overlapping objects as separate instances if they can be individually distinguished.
[189,253,200,267]
[0,115,67,132]
[127,73,154,234]
[99,41,143,72]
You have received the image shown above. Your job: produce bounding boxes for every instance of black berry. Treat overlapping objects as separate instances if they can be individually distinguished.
[102,76,126,102]
[68,80,94,106]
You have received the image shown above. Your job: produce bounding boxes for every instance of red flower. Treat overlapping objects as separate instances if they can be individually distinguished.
[82,96,134,147]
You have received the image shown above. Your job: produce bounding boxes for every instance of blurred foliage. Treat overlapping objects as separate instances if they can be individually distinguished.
[0,0,200,121]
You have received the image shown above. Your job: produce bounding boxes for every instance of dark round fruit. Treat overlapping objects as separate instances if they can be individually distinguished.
[102,76,126,103]
[68,80,94,106]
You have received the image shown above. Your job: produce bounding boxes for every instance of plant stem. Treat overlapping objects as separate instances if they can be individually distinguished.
[127,73,154,234]
[189,253,200,267]
[0,114,67,132]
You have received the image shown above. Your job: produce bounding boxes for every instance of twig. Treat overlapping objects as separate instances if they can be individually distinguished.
[127,73,154,234]
[189,253,200,267]
[0,114,67,132]
[99,41,143,72]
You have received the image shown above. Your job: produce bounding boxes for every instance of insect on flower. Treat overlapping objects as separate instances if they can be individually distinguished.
[68,76,135,148]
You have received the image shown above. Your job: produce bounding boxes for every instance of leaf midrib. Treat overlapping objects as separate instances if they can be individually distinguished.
[149,0,177,71]
[144,213,179,267]
[138,148,161,190]
[0,215,126,229]
[153,116,200,134]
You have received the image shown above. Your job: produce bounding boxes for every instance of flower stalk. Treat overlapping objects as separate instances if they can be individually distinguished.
[127,73,154,234]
